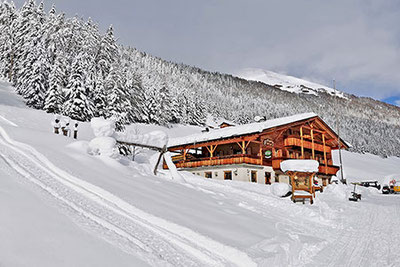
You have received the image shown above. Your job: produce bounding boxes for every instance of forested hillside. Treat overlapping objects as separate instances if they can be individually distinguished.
[1,0,400,157]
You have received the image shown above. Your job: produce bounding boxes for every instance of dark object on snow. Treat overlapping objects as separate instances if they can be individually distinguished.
[359,181,381,190]
[63,123,70,137]
[382,185,390,194]
[73,122,78,139]
[54,119,60,134]
[282,191,292,198]
[201,127,210,133]
[349,183,362,202]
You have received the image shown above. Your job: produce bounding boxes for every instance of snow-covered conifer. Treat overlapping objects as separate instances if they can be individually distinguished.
[63,55,93,121]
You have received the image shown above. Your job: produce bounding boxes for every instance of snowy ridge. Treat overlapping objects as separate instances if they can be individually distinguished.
[237,68,347,98]
[168,112,317,147]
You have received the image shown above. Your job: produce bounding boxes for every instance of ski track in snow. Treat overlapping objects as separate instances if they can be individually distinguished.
[0,114,18,127]
[309,197,400,267]
[0,124,256,267]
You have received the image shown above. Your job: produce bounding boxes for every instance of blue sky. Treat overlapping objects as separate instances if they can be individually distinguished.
[13,0,400,106]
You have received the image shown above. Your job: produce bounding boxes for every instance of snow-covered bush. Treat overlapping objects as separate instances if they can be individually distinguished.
[90,117,116,137]
[88,117,117,157]
[271,183,291,197]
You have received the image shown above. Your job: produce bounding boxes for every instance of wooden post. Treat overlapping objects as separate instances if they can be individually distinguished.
[311,129,315,159]
[300,126,304,159]
[206,145,218,158]
[153,146,167,175]
[323,134,328,174]
[259,144,262,165]
[183,149,188,161]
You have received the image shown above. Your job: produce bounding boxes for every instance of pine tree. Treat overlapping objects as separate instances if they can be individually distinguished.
[104,64,131,130]
[0,1,17,80]
[63,55,93,121]
[96,25,118,79]
[44,53,66,113]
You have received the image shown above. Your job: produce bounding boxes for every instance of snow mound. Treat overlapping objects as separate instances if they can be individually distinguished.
[115,130,168,149]
[90,117,116,137]
[88,137,117,157]
[271,183,291,197]
[280,159,319,173]
[323,183,348,201]
[66,140,89,153]
[88,118,117,157]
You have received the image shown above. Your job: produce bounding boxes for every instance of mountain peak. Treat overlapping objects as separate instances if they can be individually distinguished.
[236,68,347,99]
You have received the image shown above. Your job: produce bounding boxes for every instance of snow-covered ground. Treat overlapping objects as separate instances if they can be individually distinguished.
[1,80,400,266]
[237,68,346,98]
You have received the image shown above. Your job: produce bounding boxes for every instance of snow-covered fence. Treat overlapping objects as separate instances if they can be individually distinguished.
[114,131,169,175]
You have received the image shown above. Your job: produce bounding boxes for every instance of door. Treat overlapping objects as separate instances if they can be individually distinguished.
[251,171,257,183]
[265,172,271,184]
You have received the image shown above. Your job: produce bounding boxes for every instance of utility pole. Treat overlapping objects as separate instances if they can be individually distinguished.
[333,79,346,184]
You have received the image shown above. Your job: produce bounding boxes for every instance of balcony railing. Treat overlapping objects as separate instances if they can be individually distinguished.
[165,153,339,175]
[272,158,339,175]
[165,154,267,169]
[284,137,331,153]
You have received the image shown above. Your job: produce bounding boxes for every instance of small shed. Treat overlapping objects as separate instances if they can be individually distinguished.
[280,159,319,204]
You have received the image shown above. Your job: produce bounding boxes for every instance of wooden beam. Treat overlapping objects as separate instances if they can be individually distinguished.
[117,141,164,152]
[323,133,328,175]
[259,144,263,165]
[300,126,304,159]
[311,128,315,159]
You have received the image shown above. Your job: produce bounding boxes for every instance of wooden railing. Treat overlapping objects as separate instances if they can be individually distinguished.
[167,154,266,169]
[318,165,339,175]
[284,137,331,153]
[272,158,339,175]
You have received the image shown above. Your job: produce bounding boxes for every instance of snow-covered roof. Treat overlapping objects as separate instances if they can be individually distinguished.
[168,113,318,148]
[280,160,319,173]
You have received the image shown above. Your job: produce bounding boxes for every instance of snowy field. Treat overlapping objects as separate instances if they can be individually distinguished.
[1,80,400,266]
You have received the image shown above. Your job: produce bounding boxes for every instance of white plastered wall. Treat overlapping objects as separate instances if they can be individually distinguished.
[187,165,275,184]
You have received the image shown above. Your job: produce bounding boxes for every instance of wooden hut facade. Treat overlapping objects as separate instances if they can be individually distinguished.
[165,113,349,186]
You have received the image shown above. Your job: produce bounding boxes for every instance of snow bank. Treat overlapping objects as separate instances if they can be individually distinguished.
[323,183,348,201]
[280,160,319,173]
[115,130,168,149]
[90,117,116,137]
[270,183,291,197]
[88,137,117,157]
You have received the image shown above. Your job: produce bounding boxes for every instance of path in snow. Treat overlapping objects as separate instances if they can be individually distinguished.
[310,194,400,267]
[0,155,145,267]
[0,124,255,267]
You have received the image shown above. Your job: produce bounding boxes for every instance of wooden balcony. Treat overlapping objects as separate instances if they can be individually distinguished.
[165,154,266,169]
[284,137,331,153]
[319,165,339,175]
[272,158,339,175]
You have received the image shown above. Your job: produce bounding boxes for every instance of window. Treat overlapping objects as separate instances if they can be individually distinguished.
[251,171,257,183]
[224,171,232,180]
[265,172,271,184]
[205,172,212,179]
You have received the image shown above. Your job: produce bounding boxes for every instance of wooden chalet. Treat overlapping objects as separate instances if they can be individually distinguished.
[165,113,350,186]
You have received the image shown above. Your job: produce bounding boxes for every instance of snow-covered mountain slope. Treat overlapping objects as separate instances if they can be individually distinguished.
[237,68,346,98]
[1,81,400,266]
